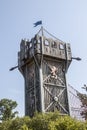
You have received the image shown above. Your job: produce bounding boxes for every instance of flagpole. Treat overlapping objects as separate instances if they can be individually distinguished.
[41,26,43,37]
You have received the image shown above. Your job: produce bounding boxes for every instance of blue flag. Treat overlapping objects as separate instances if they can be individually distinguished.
[34,21,42,27]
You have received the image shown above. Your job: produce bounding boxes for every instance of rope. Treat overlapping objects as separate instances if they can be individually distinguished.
[43,28,65,43]
[36,26,65,44]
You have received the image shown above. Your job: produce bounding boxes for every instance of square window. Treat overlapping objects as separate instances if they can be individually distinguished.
[51,41,57,48]
[59,43,64,50]
[44,39,49,46]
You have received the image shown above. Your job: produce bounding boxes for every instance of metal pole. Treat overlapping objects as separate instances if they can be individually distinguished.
[65,73,70,115]
[65,44,70,115]
[39,65,44,112]
[39,26,44,112]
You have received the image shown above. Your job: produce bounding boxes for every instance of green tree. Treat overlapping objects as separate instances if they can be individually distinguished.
[0,98,18,121]
[9,116,31,130]
[0,112,87,130]
[19,124,28,130]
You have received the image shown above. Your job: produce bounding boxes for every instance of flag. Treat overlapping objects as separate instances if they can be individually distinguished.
[34,21,42,27]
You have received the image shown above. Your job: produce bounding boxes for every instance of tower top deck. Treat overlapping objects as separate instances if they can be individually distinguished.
[18,27,72,72]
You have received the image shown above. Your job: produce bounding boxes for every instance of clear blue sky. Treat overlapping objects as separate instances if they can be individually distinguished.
[0,0,87,116]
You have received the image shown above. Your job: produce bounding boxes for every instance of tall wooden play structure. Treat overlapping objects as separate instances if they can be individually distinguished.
[18,27,72,117]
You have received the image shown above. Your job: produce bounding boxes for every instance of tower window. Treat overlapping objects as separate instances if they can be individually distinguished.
[44,39,49,46]
[34,39,36,44]
[51,41,57,48]
[29,42,32,48]
[59,43,64,50]
[38,39,41,44]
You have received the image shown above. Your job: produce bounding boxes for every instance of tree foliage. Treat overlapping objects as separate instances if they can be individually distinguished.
[0,112,87,130]
[0,98,18,121]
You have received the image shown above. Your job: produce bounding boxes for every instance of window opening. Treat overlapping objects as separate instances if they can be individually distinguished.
[51,41,57,48]
[29,42,32,48]
[44,39,49,46]
[59,43,64,50]
[38,38,41,44]
[34,39,36,44]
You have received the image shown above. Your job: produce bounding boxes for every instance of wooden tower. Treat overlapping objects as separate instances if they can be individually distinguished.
[18,27,72,117]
